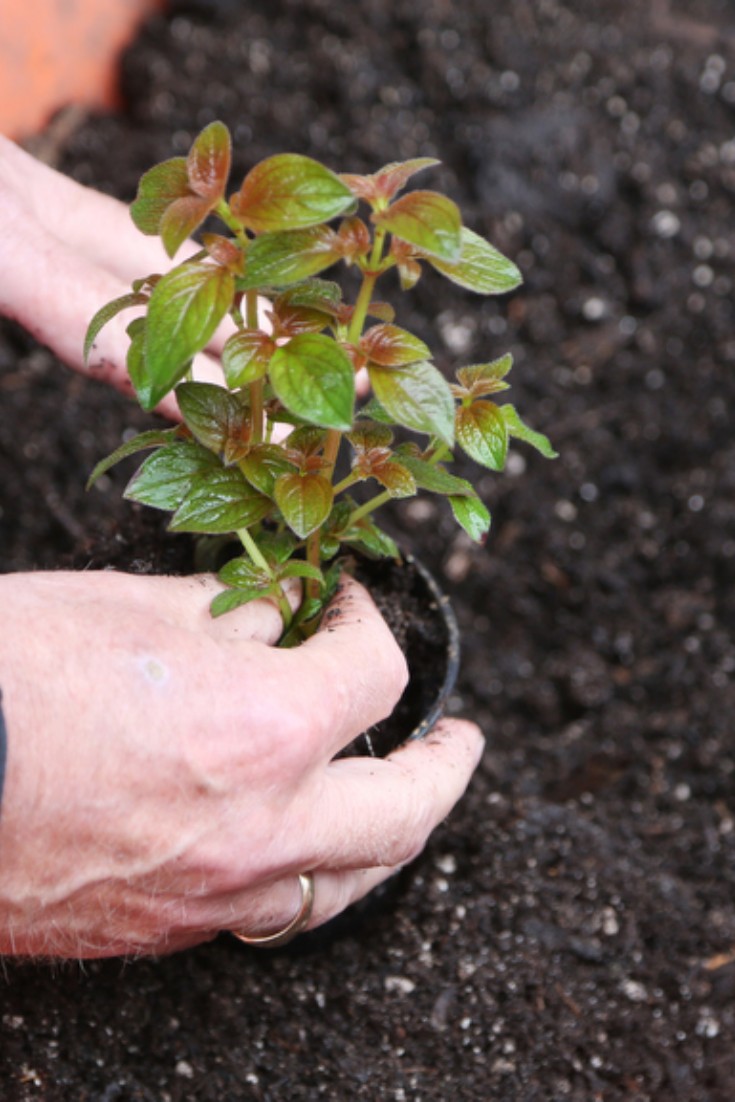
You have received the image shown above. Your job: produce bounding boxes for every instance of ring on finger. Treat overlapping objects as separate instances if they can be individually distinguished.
[230,872,315,949]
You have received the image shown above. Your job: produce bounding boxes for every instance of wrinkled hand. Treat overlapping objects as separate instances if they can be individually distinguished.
[0,135,230,416]
[0,571,483,958]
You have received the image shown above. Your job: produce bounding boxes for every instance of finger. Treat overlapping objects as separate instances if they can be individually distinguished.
[295,719,485,870]
[216,865,397,945]
[0,137,190,283]
[123,573,302,646]
[0,211,225,417]
[287,575,410,757]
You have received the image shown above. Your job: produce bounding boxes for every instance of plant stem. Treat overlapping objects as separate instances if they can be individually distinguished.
[237,526,292,629]
[237,526,270,572]
[215,198,250,249]
[305,530,321,603]
[347,227,386,345]
[246,290,264,444]
[346,488,392,527]
[332,470,360,496]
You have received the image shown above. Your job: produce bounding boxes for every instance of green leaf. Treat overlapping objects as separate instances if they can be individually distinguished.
[126,317,147,394]
[343,519,400,559]
[140,263,235,410]
[456,400,509,471]
[279,560,325,585]
[187,120,231,200]
[253,530,299,565]
[269,334,355,430]
[232,154,356,233]
[171,467,271,533]
[428,227,522,294]
[347,421,394,450]
[176,381,248,458]
[160,194,213,259]
[86,428,177,489]
[357,397,393,424]
[274,279,343,316]
[239,226,342,288]
[368,361,455,445]
[130,157,190,234]
[238,444,295,496]
[456,353,513,394]
[501,405,558,458]
[360,324,430,367]
[275,471,334,538]
[373,190,461,261]
[210,587,266,617]
[449,494,491,542]
[84,292,148,362]
[218,556,270,588]
[125,441,220,511]
[398,453,474,497]
[221,330,274,388]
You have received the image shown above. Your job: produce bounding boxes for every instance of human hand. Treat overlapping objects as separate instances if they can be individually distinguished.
[0,571,483,958]
[0,135,231,416]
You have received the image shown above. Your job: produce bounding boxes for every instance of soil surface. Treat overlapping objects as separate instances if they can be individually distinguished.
[2,1,735,1098]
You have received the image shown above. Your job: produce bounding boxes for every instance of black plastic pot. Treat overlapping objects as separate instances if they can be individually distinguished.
[340,549,461,758]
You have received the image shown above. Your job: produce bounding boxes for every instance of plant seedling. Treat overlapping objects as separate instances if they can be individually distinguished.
[86,121,555,641]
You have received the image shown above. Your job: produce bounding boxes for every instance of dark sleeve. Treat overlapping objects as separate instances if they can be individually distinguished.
[0,689,7,814]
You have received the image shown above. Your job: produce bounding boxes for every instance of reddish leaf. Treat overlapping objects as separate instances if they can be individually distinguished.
[232,154,355,234]
[456,400,509,471]
[341,158,439,205]
[222,330,275,388]
[373,191,461,262]
[337,217,372,261]
[271,302,332,337]
[371,458,416,498]
[187,120,231,201]
[160,194,213,259]
[455,354,513,396]
[360,324,430,367]
[202,233,245,272]
[275,471,334,538]
[130,157,190,234]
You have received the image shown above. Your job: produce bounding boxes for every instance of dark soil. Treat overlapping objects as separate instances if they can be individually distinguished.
[2,1,735,1098]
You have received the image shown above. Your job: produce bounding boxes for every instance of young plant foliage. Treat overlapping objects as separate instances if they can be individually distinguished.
[86,122,555,636]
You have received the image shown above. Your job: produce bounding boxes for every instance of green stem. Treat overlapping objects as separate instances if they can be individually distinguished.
[332,470,361,496]
[215,198,250,249]
[238,526,292,629]
[347,228,386,346]
[346,488,392,528]
[237,526,270,572]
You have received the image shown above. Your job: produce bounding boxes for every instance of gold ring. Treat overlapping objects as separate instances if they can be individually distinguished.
[230,872,315,949]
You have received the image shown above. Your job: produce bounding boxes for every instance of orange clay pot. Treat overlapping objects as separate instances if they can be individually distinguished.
[0,0,166,139]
